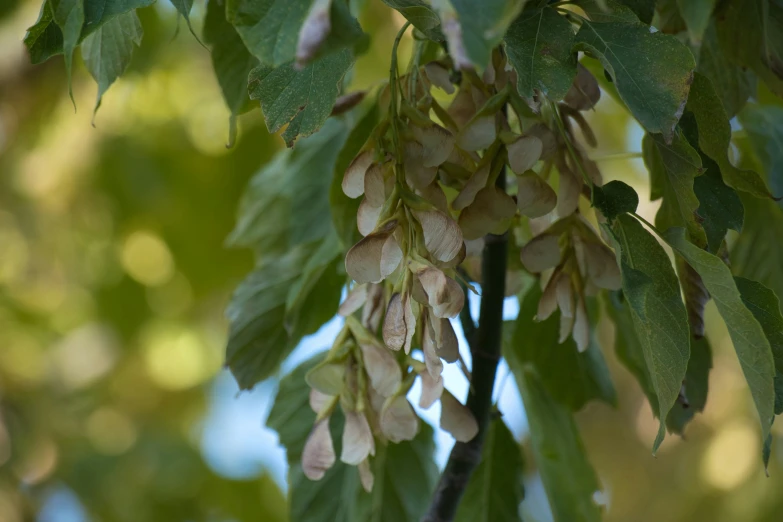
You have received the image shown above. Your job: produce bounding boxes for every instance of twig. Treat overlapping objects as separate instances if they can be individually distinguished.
[423,156,508,522]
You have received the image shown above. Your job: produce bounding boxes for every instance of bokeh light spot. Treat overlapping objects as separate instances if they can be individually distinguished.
[120,231,175,287]
[86,408,138,455]
[701,421,760,490]
[141,322,221,390]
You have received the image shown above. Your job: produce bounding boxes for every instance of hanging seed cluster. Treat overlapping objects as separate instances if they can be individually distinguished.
[301,50,621,489]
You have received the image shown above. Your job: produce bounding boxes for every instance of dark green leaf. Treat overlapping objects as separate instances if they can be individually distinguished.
[289,461,365,522]
[738,103,783,200]
[735,277,783,416]
[203,0,259,146]
[81,9,143,112]
[642,131,706,247]
[592,180,639,221]
[686,72,773,199]
[449,0,526,71]
[694,166,744,253]
[676,0,715,43]
[574,0,639,23]
[82,0,155,32]
[228,117,350,252]
[607,292,712,435]
[248,50,353,146]
[696,22,756,119]
[50,0,85,99]
[716,0,783,98]
[367,424,439,522]
[504,7,576,102]
[732,194,783,306]
[504,286,616,411]
[574,21,695,142]
[330,102,381,249]
[606,214,690,451]
[285,233,344,339]
[227,0,366,67]
[664,227,775,445]
[225,242,320,389]
[24,2,64,65]
[226,0,310,66]
[455,418,524,522]
[617,0,653,23]
[381,0,443,41]
[515,366,602,522]
[267,354,324,462]
[666,335,712,434]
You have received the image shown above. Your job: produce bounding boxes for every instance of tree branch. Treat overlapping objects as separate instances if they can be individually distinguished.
[423,173,508,522]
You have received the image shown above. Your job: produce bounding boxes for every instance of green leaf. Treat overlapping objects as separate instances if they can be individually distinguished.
[24,2,64,65]
[696,23,756,119]
[82,0,155,32]
[248,50,353,146]
[592,179,639,222]
[716,0,783,98]
[504,7,576,102]
[203,0,259,146]
[289,460,366,522]
[226,242,320,389]
[330,102,381,249]
[81,9,143,113]
[169,0,204,44]
[574,20,696,142]
[227,0,366,67]
[449,0,527,71]
[367,424,439,522]
[574,0,639,23]
[267,354,324,462]
[228,117,350,252]
[504,286,616,411]
[738,103,783,199]
[381,0,443,41]
[666,335,712,434]
[50,0,85,101]
[732,194,783,306]
[642,131,707,247]
[285,233,344,339]
[686,73,773,199]
[693,166,744,253]
[606,214,690,452]
[676,0,715,43]
[226,0,310,66]
[617,0,653,23]
[735,277,783,416]
[607,292,712,435]
[455,418,524,522]
[515,366,602,522]
[663,227,775,445]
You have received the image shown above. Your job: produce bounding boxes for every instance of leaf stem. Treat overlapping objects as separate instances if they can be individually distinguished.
[591,151,643,162]
[424,138,508,522]
[390,21,412,182]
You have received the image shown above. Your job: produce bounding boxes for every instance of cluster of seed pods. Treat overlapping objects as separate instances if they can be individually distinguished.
[300,51,622,488]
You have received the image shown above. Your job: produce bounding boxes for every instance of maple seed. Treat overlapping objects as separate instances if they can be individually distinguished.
[341,411,375,465]
[380,395,419,443]
[419,369,445,409]
[302,419,336,480]
[413,210,465,262]
[520,233,562,273]
[342,150,373,198]
[517,172,557,218]
[507,135,543,174]
[440,391,479,442]
[359,342,402,397]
